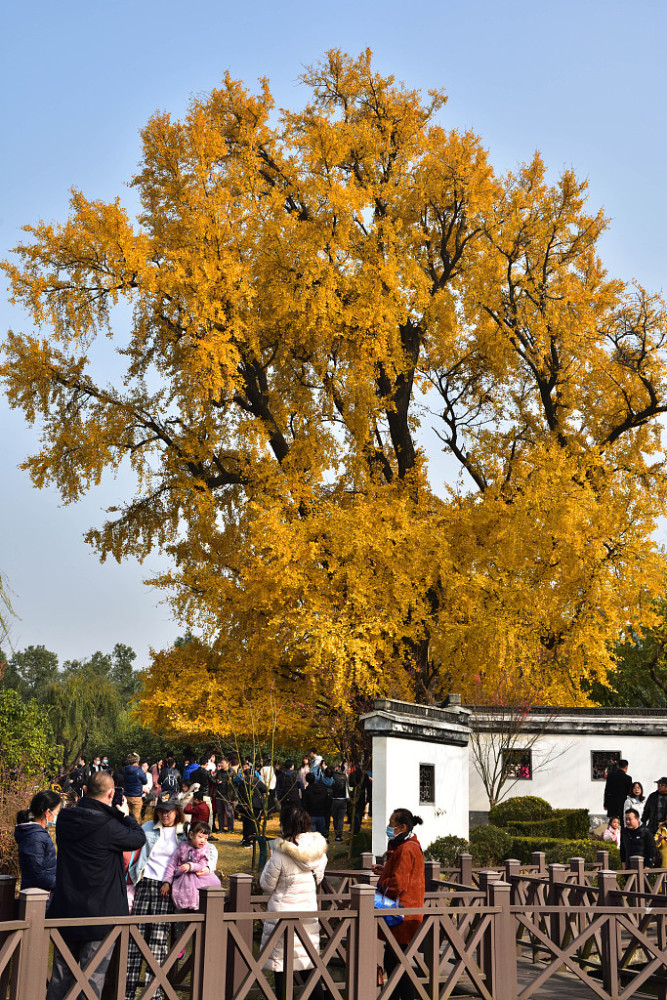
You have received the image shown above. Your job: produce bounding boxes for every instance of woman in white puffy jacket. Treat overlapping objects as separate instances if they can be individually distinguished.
[260,805,328,1000]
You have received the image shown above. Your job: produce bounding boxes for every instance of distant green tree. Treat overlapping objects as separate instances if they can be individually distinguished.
[588,597,667,707]
[46,661,120,767]
[2,645,59,702]
[0,688,62,773]
[1,641,149,768]
[110,643,141,700]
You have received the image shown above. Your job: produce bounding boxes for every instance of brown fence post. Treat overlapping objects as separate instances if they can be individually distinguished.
[531,851,546,875]
[360,852,374,870]
[487,881,517,1000]
[200,886,227,1000]
[569,857,585,882]
[14,889,49,1000]
[597,849,610,869]
[480,871,502,982]
[548,864,566,946]
[504,859,520,880]
[597,871,619,998]
[349,885,376,1000]
[478,870,500,895]
[225,873,253,998]
[424,860,441,890]
[0,876,17,999]
[458,853,474,886]
[629,855,645,895]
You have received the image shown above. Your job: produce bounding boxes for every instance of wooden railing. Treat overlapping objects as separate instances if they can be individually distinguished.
[2,858,667,998]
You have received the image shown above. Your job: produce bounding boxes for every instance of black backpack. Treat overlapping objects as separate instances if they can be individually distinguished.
[161,768,180,794]
[332,772,347,798]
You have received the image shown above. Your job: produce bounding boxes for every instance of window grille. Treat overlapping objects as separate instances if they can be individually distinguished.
[419,764,435,804]
[591,751,621,781]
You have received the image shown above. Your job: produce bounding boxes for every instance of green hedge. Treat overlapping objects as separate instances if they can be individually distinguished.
[502,809,589,840]
[489,796,553,826]
[469,825,513,866]
[509,836,621,869]
[425,835,470,867]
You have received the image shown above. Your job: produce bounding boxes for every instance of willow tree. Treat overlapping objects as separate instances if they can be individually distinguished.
[3,50,667,736]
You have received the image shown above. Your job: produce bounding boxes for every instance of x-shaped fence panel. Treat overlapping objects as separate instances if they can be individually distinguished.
[223,908,352,1000]
[376,905,497,1000]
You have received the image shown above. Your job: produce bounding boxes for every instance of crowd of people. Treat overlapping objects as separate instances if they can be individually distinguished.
[12,747,413,1000]
[602,759,667,865]
[51,747,373,847]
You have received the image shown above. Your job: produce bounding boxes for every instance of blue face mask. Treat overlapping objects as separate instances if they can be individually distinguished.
[46,812,56,828]
[386,825,396,840]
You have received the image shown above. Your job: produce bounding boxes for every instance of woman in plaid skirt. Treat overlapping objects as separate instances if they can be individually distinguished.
[125,796,189,1000]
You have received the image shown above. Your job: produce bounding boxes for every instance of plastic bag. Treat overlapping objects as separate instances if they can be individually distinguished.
[374,890,404,926]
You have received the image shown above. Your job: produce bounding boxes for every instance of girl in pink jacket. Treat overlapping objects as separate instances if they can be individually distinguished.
[162,821,221,910]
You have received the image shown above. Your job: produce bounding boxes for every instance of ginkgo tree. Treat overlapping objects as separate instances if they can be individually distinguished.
[3,50,667,739]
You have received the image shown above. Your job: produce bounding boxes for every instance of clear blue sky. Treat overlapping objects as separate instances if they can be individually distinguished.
[1,0,666,667]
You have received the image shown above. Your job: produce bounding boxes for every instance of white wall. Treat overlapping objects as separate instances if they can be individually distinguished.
[469,732,663,816]
[372,735,469,858]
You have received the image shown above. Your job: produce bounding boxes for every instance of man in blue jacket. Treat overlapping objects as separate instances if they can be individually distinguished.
[47,770,146,1000]
[122,751,147,822]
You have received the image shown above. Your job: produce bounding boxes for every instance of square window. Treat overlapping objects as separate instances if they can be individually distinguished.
[419,764,435,804]
[591,751,621,781]
[503,749,532,780]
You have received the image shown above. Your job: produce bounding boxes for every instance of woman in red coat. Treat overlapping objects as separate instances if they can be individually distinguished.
[374,808,425,1000]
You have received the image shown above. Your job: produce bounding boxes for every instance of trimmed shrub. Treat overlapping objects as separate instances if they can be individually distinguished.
[469,825,513,866]
[425,835,470,866]
[509,836,621,869]
[502,809,589,840]
[489,796,553,826]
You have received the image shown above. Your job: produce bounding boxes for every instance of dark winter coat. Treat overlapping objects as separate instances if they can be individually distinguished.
[604,767,632,818]
[621,823,657,865]
[302,781,329,818]
[189,766,212,794]
[122,764,147,797]
[642,790,667,835]
[14,822,57,891]
[211,770,236,804]
[236,773,267,813]
[48,796,146,940]
[275,770,301,807]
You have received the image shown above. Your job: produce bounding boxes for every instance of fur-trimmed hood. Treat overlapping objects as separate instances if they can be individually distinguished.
[272,831,327,867]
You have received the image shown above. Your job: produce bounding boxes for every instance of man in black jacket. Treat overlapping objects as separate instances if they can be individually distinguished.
[621,808,656,866]
[210,759,237,833]
[234,763,267,847]
[604,759,632,819]
[642,777,667,835]
[275,760,301,811]
[302,772,329,835]
[47,771,146,1000]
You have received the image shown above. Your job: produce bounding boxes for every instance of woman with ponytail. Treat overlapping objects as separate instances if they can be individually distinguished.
[373,807,425,1000]
[14,789,62,892]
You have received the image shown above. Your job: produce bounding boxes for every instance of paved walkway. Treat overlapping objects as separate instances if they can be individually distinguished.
[451,958,657,999]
